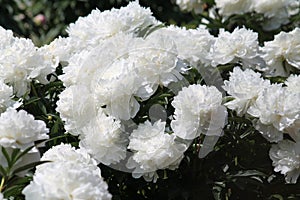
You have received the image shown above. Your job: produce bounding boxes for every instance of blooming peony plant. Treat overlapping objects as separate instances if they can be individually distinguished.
[0,0,300,199]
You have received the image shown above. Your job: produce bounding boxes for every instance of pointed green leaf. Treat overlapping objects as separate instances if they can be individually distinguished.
[1,147,11,167]
[0,165,7,176]
[13,161,50,174]
[14,146,35,164]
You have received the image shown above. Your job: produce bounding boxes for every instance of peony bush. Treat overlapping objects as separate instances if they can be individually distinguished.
[0,0,300,199]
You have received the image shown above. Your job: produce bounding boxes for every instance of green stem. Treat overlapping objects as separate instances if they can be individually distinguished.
[0,176,5,192]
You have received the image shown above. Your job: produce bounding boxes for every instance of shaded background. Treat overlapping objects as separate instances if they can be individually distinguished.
[0,0,195,46]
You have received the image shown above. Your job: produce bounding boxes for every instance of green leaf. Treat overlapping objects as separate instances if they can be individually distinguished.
[0,165,6,177]
[23,97,41,106]
[3,184,24,198]
[270,194,284,200]
[230,170,267,178]
[1,147,11,167]
[13,146,35,164]
[10,149,20,164]
[51,120,60,134]
[13,161,50,174]
[37,101,47,115]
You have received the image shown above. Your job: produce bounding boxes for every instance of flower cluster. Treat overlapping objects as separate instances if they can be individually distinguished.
[49,1,300,184]
[0,24,58,199]
[224,68,300,182]
[50,1,230,182]
[216,27,300,77]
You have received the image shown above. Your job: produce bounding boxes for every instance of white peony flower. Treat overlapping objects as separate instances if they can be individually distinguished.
[79,110,128,165]
[114,1,161,33]
[0,108,48,150]
[59,50,93,87]
[210,27,261,68]
[171,84,227,140]
[0,26,14,48]
[285,120,300,142]
[223,67,270,116]
[40,36,75,66]
[253,0,299,18]
[59,33,150,121]
[247,84,284,128]
[37,143,99,173]
[285,74,300,93]
[126,120,186,182]
[149,25,215,66]
[0,37,37,96]
[133,33,183,87]
[56,85,96,136]
[60,33,138,89]
[67,1,160,51]
[261,28,300,77]
[32,47,58,85]
[248,84,300,132]
[94,63,143,120]
[269,140,300,184]
[253,120,283,143]
[252,0,299,30]
[90,33,179,120]
[215,0,253,16]
[0,27,58,97]
[22,162,112,200]
[175,0,203,14]
[23,144,111,199]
